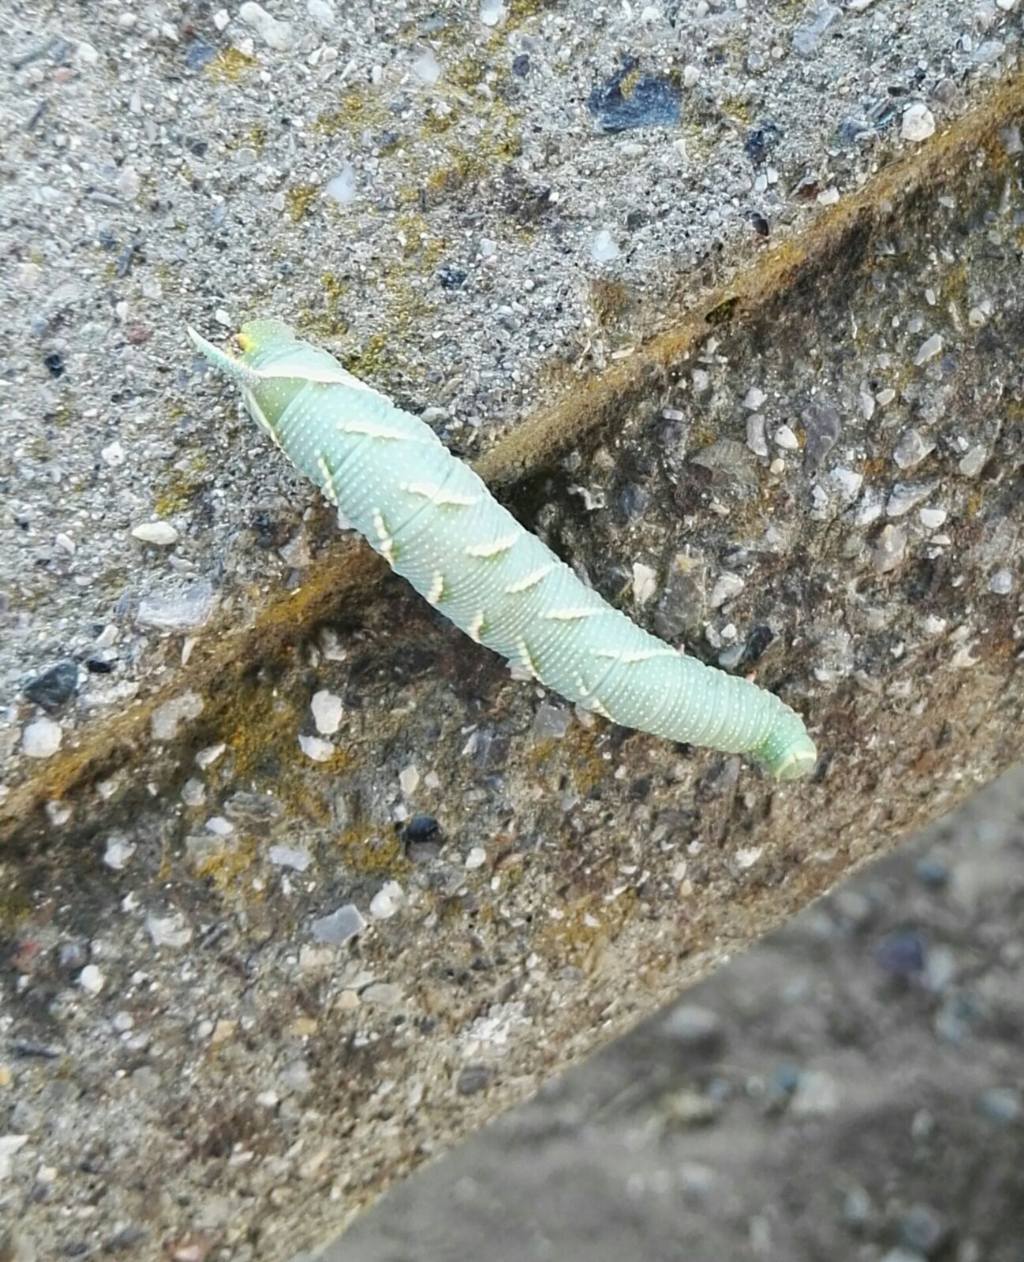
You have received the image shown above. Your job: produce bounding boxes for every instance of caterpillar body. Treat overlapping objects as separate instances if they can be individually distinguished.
[187,319,817,780]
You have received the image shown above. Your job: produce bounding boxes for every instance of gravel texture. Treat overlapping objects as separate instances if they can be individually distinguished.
[324,766,1024,1262]
[2,0,1018,800]
[2,3,1024,1260]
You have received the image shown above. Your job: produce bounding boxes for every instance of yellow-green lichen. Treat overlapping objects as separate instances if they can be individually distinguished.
[335,827,410,878]
[207,47,257,83]
[285,185,318,222]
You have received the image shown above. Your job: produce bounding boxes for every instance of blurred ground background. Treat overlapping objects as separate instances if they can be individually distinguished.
[325,765,1024,1262]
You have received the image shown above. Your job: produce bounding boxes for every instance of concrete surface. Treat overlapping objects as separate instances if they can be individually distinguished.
[323,765,1024,1262]
[1,1,1023,1259]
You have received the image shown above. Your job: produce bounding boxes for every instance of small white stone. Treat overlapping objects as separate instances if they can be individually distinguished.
[996,0,1017,11]
[55,533,75,555]
[150,692,203,741]
[131,521,179,546]
[921,615,947,636]
[901,102,936,143]
[181,778,205,807]
[205,816,234,837]
[887,482,937,518]
[682,63,701,87]
[918,507,947,529]
[306,0,335,25]
[399,764,421,797]
[78,965,105,995]
[479,0,506,26]
[709,573,745,609]
[734,846,762,870]
[298,733,334,762]
[829,467,863,502]
[412,48,441,83]
[746,414,768,458]
[465,846,487,870]
[101,441,126,466]
[311,689,343,735]
[989,569,1014,595]
[876,387,896,407]
[76,40,100,64]
[213,8,231,30]
[22,718,62,759]
[0,1135,29,1181]
[590,228,620,263]
[268,845,312,871]
[958,445,987,477]
[214,307,233,327]
[195,742,226,770]
[369,881,404,920]
[893,428,935,470]
[774,424,799,451]
[631,562,657,606]
[913,333,943,366]
[116,164,140,198]
[146,913,192,949]
[743,386,766,410]
[325,163,357,205]
[103,836,135,870]
[238,1,293,50]
[45,801,72,826]
[817,186,840,206]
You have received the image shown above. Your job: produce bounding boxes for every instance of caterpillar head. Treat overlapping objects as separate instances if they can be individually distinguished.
[187,319,381,440]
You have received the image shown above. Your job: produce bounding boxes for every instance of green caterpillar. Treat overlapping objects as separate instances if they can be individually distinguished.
[188,319,817,780]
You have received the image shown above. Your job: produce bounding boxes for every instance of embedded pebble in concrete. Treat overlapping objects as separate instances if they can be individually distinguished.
[311,904,365,945]
[894,429,935,470]
[131,521,179,546]
[103,835,135,870]
[959,445,988,477]
[311,689,343,735]
[792,3,841,56]
[631,562,657,606]
[136,580,216,632]
[369,882,404,920]
[902,102,938,142]
[988,569,1013,595]
[145,913,192,949]
[23,661,78,711]
[238,1,293,50]
[873,525,907,574]
[22,717,62,759]
[746,414,769,458]
[78,964,105,995]
[324,164,357,205]
[298,734,334,762]
[913,334,944,366]
[150,692,203,742]
[533,703,570,741]
[709,574,745,610]
[268,844,312,870]
[591,229,621,263]
[887,482,938,518]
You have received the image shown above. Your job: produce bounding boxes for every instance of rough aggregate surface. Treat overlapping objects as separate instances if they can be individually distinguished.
[2,2,1024,1259]
[325,766,1024,1262]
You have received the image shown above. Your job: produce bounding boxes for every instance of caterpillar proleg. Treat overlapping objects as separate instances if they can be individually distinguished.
[187,319,817,780]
